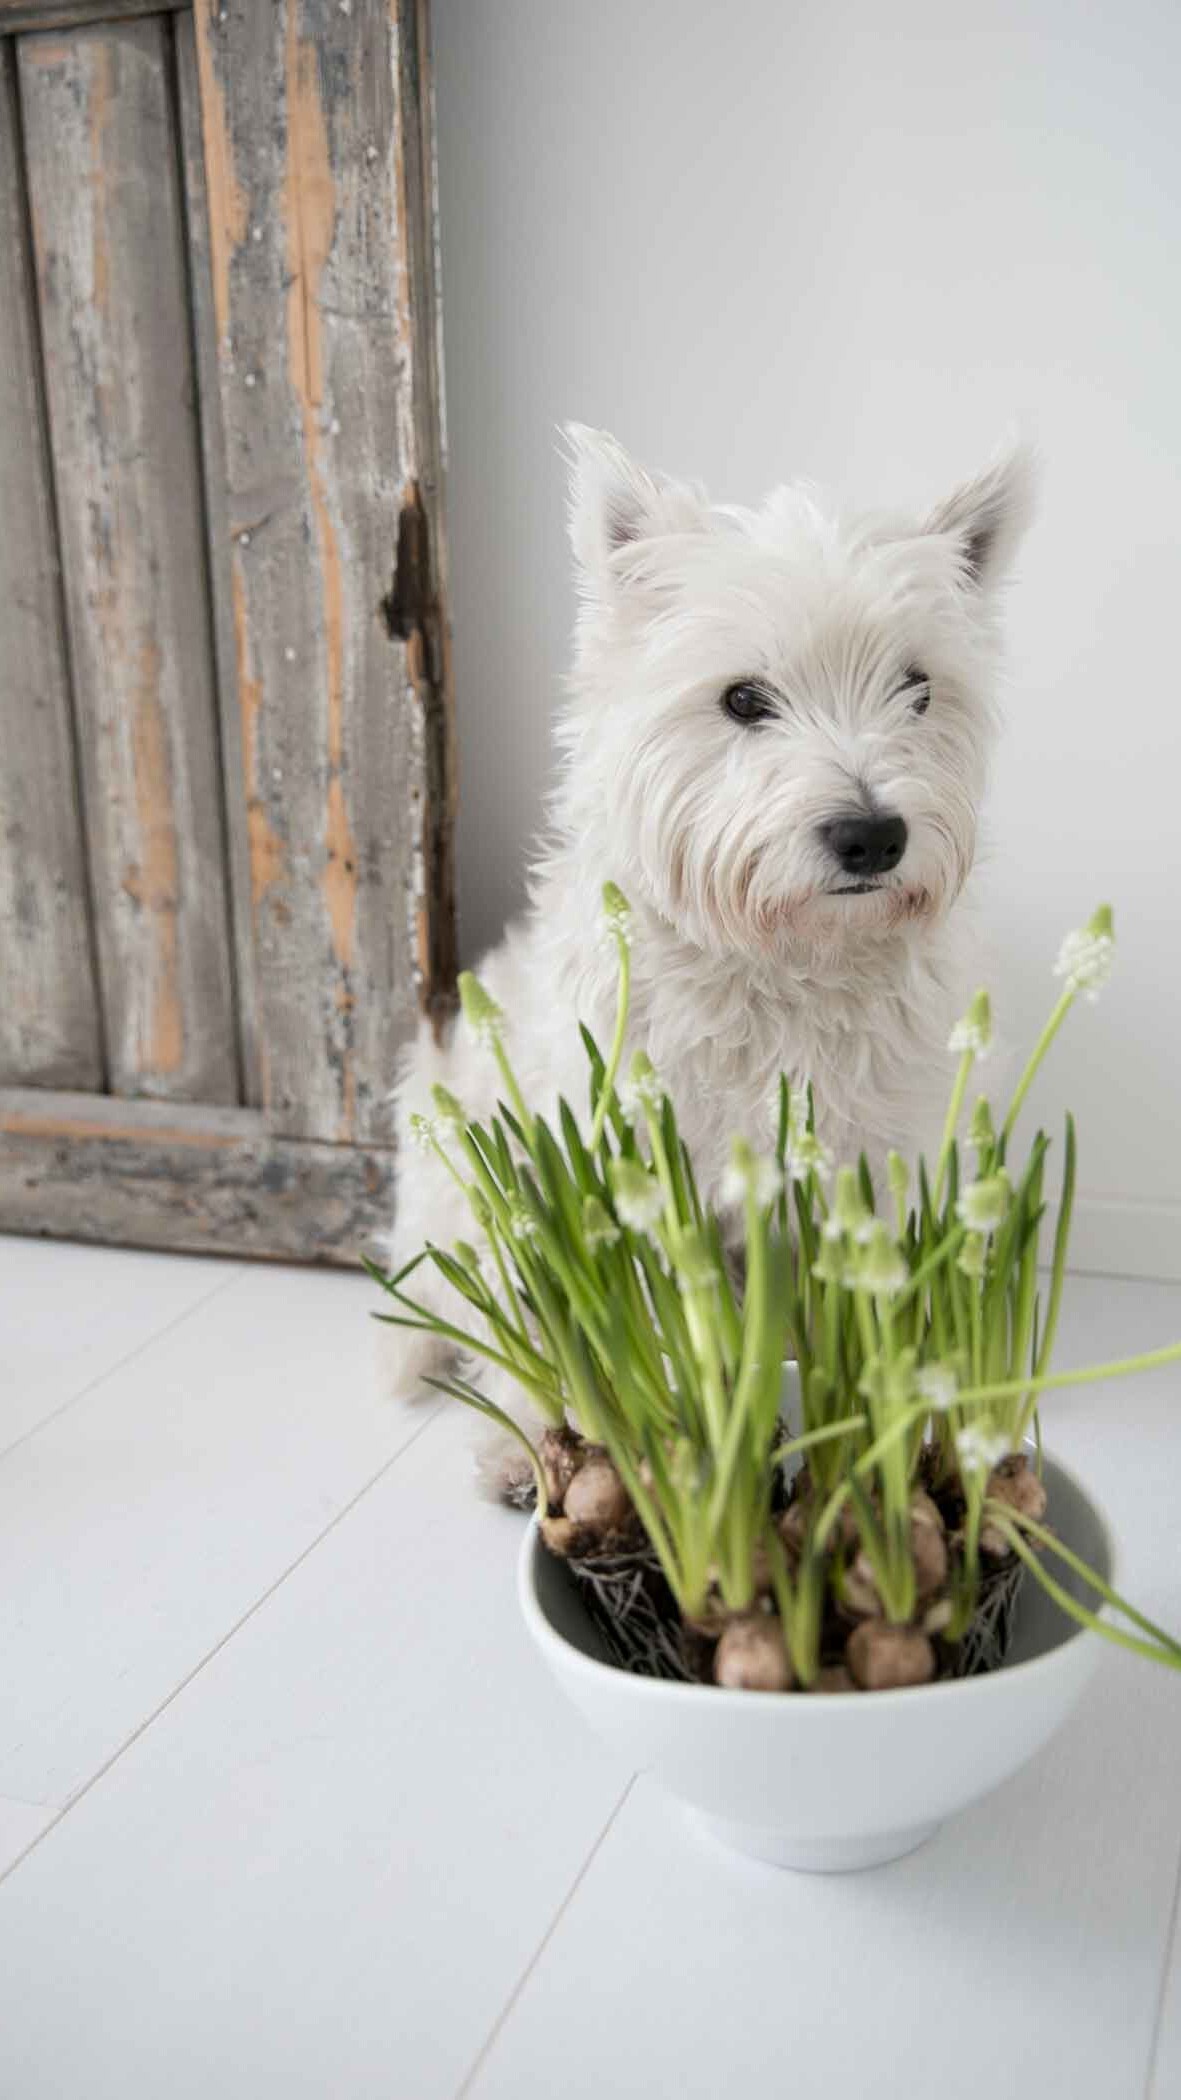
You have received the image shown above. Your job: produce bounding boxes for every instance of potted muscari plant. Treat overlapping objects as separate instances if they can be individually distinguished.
[370,893,1181,1871]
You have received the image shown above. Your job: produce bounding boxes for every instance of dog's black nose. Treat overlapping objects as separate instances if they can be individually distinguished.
[822,812,908,879]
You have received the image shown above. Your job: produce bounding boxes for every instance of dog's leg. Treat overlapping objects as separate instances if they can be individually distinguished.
[377,1019,551,1505]
[462,1353,550,1506]
[371,1307,453,1406]
[375,1015,477,1403]
[373,1304,548,1502]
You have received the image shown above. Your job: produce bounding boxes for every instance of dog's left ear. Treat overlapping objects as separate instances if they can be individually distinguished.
[924,445,1038,590]
[563,424,705,593]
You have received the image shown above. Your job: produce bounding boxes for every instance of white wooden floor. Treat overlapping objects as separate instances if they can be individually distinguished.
[2,1234,1181,2098]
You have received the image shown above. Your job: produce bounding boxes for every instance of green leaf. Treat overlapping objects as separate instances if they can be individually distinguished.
[362,1248,428,1293]
[775,1073,790,1166]
[858,1151,877,1213]
[558,1097,600,1195]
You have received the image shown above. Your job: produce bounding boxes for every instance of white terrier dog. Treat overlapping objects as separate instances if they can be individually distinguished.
[382,428,1034,1487]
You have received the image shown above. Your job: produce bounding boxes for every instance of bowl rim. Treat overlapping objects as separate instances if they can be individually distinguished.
[518,1442,1116,1714]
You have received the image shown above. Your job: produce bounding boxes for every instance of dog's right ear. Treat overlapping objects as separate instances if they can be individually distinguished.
[562,424,704,592]
[923,445,1039,592]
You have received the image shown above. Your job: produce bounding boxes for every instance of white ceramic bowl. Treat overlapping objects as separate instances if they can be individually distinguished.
[519,1448,1113,1873]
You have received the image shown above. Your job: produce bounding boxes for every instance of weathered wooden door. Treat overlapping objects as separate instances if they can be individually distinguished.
[0,0,454,1260]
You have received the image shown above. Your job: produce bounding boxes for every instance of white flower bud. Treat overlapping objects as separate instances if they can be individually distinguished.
[948,988,993,1059]
[856,1223,908,1299]
[957,1231,988,1280]
[507,1196,539,1243]
[458,972,506,1050]
[956,1172,1012,1235]
[617,1053,664,1123]
[1053,905,1115,1000]
[786,1127,832,1185]
[599,880,633,951]
[956,1421,1011,1478]
[721,1143,784,1211]
[610,1160,665,1233]
[915,1364,958,1412]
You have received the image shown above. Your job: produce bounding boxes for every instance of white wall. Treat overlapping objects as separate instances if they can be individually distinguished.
[433,0,1181,1278]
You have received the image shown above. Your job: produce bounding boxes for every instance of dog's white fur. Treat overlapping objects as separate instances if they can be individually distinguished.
[381,429,1035,1482]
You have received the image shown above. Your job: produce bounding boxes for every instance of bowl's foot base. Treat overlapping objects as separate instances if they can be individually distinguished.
[691,1808,940,1873]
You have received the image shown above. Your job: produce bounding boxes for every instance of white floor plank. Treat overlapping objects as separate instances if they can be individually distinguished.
[0,1795,55,1878]
[0,1262,440,1806]
[465,1651,1181,2100]
[0,1407,629,2100]
[0,1233,235,1454]
[1152,1892,1181,2100]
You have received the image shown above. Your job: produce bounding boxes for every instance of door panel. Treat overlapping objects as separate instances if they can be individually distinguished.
[0,46,103,1090]
[20,18,239,1103]
[0,0,455,1261]
[192,0,448,1147]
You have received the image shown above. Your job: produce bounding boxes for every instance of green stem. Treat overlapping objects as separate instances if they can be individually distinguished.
[491,1037,537,1145]
[1008,1231,1041,1430]
[606,1444,692,1611]
[996,1520,1181,1671]
[375,1287,542,1381]
[363,1248,428,1292]
[588,937,631,1152]
[876,1301,913,1606]
[1000,986,1074,1148]
[994,1507,1181,1655]
[772,1415,870,1468]
[707,1187,771,1527]
[766,1530,818,1687]
[681,1276,730,1455]
[422,1131,473,1201]
[428,1377,548,1508]
[810,1398,932,1552]
[890,1223,967,1315]
[853,1291,879,1390]
[934,1050,974,1206]
[1020,1116,1077,1440]
[950,1340,1181,1411]
[821,1272,840,1392]
[644,1108,680,1221]
[478,1219,533,1351]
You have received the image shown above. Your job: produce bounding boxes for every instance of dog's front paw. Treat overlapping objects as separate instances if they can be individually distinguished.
[471,1414,542,1509]
[372,1317,452,1405]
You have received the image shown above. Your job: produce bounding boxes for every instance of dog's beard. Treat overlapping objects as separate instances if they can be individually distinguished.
[624,711,980,967]
[750,882,940,944]
[658,828,966,963]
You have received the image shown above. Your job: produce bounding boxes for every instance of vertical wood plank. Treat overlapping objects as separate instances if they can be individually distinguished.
[19,20,239,1105]
[192,0,455,1145]
[173,12,263,1108]
[0,44,103,1090]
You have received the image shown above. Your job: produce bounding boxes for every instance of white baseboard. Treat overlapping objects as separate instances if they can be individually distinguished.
[1066,1196,1181,1284]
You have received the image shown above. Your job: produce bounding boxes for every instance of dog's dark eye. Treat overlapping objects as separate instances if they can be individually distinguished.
[722,681,776,727]
[899,667,931,716]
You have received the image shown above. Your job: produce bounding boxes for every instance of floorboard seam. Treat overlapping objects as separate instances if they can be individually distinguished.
[0,1401,445,1890]
[1145,1828,1181,2097]
[0,1263,244,1466]
[453,1774,638,2099]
